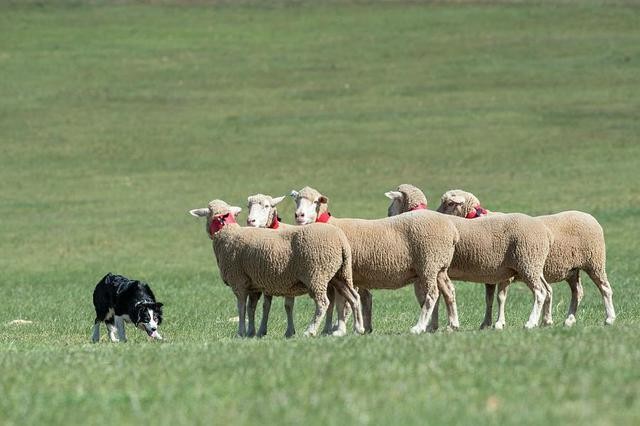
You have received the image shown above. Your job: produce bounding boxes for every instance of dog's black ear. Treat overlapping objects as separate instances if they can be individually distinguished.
[115,279,137,296]
[101,272,114,285]
[155,302,164,309]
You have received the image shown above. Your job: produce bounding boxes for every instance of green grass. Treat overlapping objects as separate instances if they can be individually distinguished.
[1,0,640,424]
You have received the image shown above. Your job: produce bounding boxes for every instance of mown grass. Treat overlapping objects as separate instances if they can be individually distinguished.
[1,1,639,425]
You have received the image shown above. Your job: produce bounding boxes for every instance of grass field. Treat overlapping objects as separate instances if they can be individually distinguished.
[1,0,640,424]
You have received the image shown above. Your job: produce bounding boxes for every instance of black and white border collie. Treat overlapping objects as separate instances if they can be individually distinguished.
[92,273,164,342]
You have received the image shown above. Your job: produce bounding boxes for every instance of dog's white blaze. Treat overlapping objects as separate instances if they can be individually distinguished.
[148,309,157,329]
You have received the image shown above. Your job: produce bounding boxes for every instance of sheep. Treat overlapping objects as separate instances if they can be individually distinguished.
[385,184,556,329]
[244,193,326,338]
[436,188,616,328]
[387,185,494,329]
[290,186,461,335]
[189,199,365,337]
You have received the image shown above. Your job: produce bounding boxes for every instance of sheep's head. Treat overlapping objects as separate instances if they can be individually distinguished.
[189,199,242,238]
[246,194,286,228]
[436,190,481,217]
[290,186,328,225]
[384,184,428,216]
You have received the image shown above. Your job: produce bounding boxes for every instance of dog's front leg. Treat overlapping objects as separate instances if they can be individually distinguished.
[114,316,127,342]
[91,322,101,343]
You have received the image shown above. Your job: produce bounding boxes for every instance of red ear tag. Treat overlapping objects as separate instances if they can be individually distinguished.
[410,203,428,211]
[269,216,280,229]
[316,212,331,223]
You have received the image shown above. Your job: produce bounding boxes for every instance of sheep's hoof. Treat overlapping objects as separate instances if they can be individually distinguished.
[331,328,347,337]
[479,322,492,330]
[303,330,316,337]
[564,315,576,327]
[445,325,459,332]
[542,319,554,327]
[284,330,295,338]
[410,325,424,335]
[605,317,616,326]
[524,322,537,329]
[494,322,505,330]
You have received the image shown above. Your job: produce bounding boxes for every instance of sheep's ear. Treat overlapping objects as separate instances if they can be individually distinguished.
[272,195,286,206]
[449,195,466,204]
[289,190,299,198]
[385,191,402,200]
[189,208,209,218]
[229,206,242,216]
[318,195,328,204]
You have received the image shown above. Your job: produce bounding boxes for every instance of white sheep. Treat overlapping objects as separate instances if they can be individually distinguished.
[189,199,365,337]
[436,189,616,328]
[290,187,461,335]
[244,193,299,338]
[385,184,556,329]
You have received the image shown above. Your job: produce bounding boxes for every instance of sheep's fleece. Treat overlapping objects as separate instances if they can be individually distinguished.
[189,199,364,337]
[291,186,461,334]
[437,188,615,327]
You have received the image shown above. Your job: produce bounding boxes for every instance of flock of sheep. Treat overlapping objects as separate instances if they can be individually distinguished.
[189,184,616,337]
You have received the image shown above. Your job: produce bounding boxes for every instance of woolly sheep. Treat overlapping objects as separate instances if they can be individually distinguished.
[290,186,461,335]
[436,189,616,328]
[245,193,314,338]
[189,199,365,337]
[388,186,494,329]
[385,184,556,329]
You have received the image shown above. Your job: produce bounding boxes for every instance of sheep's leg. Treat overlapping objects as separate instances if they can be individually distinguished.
[586,268,616,325]
[359,289,373,334]
[322,286,335,335]
[304,289,330,337]
[257,294,272,338]
[414,283,438,332]
[541,277,554,326]
[331,280,364,336]
[246,291,261,338]
[331,291,348,336]
[494,282,509,330]
[564,270,583,327]
[437,271,459,331]
[523,274,548,329]
[480,284,496,329]
[411,277,439,335]
[236,292,247,337]
[284,297,295,338]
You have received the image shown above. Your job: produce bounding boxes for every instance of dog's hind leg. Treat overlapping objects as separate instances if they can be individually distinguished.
[114,316,127,342]
[91,319,101,343]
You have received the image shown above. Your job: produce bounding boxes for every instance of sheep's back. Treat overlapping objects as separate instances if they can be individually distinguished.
[538,211,606,281]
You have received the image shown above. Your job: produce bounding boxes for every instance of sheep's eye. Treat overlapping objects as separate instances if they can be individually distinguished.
[264,204,270,208]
